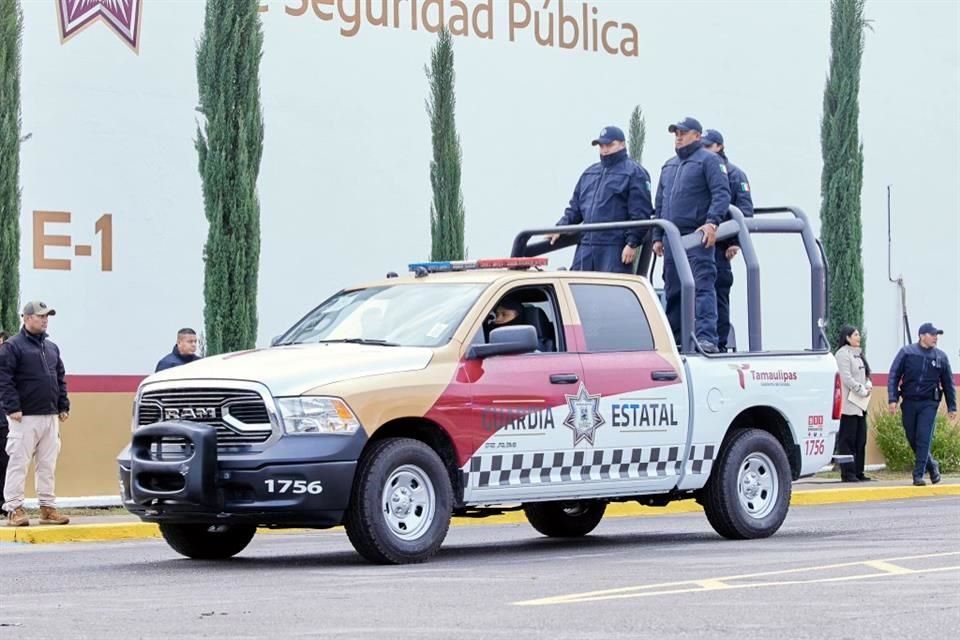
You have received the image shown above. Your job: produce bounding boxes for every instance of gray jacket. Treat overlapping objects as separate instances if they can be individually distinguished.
[836,345,871,416]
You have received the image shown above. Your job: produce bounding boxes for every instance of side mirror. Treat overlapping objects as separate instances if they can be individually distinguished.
[467,326,538,360]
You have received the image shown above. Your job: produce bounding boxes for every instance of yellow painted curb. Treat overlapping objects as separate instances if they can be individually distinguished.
[0,522,160,544]
[1,485,957,545]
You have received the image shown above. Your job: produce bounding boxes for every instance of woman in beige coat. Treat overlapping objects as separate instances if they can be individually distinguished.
[835,325,873,482]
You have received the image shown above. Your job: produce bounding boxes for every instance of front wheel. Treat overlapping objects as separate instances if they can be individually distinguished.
[701,429,792,539]
[159,523,256,559]
[523,500,606,537]
[344,438,453,564]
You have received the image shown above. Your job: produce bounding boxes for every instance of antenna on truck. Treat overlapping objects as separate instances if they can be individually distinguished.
[886,185,911,346]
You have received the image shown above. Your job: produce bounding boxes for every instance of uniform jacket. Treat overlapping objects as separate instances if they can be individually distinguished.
[836,345,871,416]
[155,346,201,372]
[0,327,69,417]
[716,154,754,254]
[887,343,957,411]
[653,141,732,242]
[557,149,653,247]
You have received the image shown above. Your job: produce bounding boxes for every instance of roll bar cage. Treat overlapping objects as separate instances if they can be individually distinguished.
[510,206,829,355]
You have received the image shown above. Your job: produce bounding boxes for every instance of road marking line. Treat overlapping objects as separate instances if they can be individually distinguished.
[513,552,960,606]
[862,560,912,575]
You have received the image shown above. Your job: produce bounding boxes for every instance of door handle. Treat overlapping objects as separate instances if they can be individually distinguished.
[651,370,678,381]
[550,374,579,384]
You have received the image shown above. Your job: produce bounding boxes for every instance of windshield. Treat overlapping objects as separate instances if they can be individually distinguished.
[279,283,487,348]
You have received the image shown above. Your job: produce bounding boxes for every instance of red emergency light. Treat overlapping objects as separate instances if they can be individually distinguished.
[475,257,548,269]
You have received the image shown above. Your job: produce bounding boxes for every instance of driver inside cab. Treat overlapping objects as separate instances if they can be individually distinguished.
[488,296,552,352]
[493,297,525,328]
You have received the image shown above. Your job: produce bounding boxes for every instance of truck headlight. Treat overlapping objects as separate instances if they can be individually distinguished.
[277,397,361,435]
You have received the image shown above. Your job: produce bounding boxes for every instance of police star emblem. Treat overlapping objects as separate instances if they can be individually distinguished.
[56,0,143,52]
[563,384,605,446]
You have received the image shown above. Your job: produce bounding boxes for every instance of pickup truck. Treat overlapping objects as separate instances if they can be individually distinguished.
[118,206,843,564]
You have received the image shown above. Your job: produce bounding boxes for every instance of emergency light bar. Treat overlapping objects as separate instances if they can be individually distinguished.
[408,257,547,274]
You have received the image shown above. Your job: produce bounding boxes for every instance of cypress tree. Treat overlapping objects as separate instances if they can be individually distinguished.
[196,0,264,355]
[628,105,646,165]
[0,1,22,333]
[426,29,465,261]
[819,0,868,338]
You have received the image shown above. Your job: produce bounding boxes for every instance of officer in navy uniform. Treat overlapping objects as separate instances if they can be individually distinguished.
[652,117,731,352]
[701,129,754,352]
[549,126,653,273]
[887,323,958,486]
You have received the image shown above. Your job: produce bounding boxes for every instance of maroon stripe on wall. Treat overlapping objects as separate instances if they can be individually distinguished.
[60,373,960,394]
[871,373,960,387]
[65,375,146,393]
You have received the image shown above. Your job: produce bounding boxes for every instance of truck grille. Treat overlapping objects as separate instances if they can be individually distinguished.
[137,388,274,447]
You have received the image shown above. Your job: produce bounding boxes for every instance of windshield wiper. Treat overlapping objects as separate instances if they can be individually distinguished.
[316,338,401,347]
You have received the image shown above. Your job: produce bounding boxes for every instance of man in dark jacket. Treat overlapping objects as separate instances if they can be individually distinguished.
[549,125,653,273]
[652,117,732,352]
[702,129,754,352]
[0,331,8,502]
[155,328,201,372]
[887,323,957,486]
[0,301,70,526]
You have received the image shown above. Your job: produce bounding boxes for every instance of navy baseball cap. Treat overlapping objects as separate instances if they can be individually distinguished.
[702,129,724,146]
[592,126,625,145]
[668,117,703,133]
[918,322,943,336]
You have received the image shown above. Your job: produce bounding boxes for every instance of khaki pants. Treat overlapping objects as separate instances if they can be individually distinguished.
[2,415,61,512]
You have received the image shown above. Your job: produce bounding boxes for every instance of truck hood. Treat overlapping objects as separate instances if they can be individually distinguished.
[143,343,434,397]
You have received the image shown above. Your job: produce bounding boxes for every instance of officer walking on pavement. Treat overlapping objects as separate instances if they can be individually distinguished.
[887,322,958,486]
[701,129,754,352]
[548,125,653,273]
[652,117,732,352]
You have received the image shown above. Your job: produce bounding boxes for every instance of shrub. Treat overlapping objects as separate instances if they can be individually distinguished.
[873,411,960,473]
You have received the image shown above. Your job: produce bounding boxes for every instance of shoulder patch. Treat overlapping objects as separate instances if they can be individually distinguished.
[719,164,728,175]
[646,180,652,192]
[741,182,750,192]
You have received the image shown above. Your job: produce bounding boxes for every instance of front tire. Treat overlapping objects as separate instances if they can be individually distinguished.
[159,523,256,559]
[702,429,792,539]
[523,500,606,537]
[344,438,453,564]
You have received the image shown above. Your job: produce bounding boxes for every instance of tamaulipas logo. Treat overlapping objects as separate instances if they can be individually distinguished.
[56,0,143,52]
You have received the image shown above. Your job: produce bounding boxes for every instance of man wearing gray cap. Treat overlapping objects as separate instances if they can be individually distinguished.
[887,323,957,486]
[0,301,71,526]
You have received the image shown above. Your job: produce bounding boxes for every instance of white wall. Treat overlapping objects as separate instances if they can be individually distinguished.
[17,0,959,375]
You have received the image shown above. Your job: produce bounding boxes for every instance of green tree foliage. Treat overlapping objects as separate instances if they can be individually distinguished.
[426,29,465,261]
[627,105,646,165]
[196,0,264,355]
[819,0,869,338]
[0,1,22,333]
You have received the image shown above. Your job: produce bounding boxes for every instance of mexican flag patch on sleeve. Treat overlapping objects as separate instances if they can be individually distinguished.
[741,182,750,192]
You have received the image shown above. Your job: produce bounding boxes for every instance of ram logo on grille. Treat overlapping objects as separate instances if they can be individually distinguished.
[164,407,218,421]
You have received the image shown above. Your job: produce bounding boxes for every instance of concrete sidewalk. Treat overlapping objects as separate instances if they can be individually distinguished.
[2,479,958,545]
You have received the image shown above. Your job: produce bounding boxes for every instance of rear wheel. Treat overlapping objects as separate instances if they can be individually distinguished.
[523,500,606,537]
[159,523,256,559]
[344,438,453,564]
[702,428,792,539]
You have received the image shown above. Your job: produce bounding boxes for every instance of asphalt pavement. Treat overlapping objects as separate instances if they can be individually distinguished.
[1,496,958,639]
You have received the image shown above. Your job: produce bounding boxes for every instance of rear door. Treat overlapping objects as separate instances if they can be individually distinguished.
[565,278,691,494]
